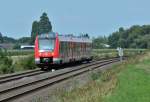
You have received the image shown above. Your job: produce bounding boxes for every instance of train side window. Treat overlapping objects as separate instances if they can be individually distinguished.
[60,42,62,52]
[60,42,61,53]
[85,43,86,51]
[64,42,66,55]
[60,42,63,56]
[79,43,81,52]
[78,43,80,54]
[62,42,64,56]
[77,42,79,52]
[65,42,68,56]
[81,43,82,51]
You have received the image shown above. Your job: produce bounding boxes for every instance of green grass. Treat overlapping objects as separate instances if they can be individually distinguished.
[0,49,36,74]
[104,55,150,102]
[50,52,150,102]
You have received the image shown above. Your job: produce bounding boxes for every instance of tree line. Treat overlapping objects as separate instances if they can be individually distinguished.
[93,25,150,49]
[108,25,150,49]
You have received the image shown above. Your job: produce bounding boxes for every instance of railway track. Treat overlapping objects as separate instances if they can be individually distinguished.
[0,57,118,84]
[0,58,122,102]
[0,61,96,84]
[0,69,46,84]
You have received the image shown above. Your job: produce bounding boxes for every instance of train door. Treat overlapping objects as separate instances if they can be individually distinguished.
[59,42,64,63]
[72,42,75,60]
[80,42,83,59]
[65,42,69,62]
[69,42,73,61]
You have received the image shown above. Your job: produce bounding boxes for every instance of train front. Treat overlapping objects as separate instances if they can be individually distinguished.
[34,32,60,67]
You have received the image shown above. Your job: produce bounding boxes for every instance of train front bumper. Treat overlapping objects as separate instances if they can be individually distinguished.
[35,58,61,65]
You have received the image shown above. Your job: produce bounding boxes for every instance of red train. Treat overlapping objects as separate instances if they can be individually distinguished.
[34,32,93,69]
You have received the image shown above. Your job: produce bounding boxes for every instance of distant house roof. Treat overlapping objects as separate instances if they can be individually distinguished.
[0,43,14,49]
[20,45,35,49]
[103,44,110,48]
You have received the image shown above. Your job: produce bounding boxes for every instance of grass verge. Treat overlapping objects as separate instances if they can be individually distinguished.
[52,52,150,102]
[104,53,150,102]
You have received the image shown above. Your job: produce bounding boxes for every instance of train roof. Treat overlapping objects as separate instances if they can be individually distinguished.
[58,35,92,43]
[38,32,92,43]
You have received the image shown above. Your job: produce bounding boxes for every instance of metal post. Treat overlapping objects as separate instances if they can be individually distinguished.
[117,47,123,62]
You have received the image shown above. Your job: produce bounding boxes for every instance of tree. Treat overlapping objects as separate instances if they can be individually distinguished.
[18,37,31,44]
[30,12,53,44]
[119,27,124,32]
[93,36,108,49]
[39,12,52,34]
[31,21,39,44]
[13,43,21,49]
[0,32,3,43]
[3,36,16,43]
[108,32,120,48]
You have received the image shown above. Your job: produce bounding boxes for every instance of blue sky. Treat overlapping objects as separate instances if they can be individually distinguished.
[0,0,150,38]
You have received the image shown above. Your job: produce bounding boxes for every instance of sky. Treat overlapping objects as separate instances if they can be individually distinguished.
[0,0,150,38]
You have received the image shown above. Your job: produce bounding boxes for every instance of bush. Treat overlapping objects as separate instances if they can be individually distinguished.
[13,43,21,49]
[18,55,36,70]
[0,64,14,74]
[0,49,14,74]
[0,48,36,74]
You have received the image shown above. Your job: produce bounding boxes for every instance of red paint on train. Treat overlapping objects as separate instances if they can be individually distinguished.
[53,33,60,58]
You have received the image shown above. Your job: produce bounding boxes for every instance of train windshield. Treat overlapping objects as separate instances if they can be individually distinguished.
[39,38,55,51]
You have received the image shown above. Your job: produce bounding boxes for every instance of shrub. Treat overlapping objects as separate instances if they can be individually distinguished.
[13,43,21,49]
[91,72,100,81]
[0,64,14,74]
[0,49,14,74]
[20,55,36,70]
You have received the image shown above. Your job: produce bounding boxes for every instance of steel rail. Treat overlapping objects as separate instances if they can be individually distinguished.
[0,69,46,84]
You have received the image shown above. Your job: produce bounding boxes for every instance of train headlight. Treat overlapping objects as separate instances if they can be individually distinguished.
[35,58,40,64]
[52,52,54,56]
[39,52,42,56]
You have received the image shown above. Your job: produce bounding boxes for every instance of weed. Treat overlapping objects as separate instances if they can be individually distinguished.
[0,49,14,74]
[91,72,100,81]
[15,55,36,70]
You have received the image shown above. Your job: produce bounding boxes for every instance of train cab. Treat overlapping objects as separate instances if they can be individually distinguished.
[35,32,60,66]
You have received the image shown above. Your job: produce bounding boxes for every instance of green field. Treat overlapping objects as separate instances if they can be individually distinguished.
[92,49,146,59]
[7,49,147,57]
[7,50,34,56]
[52,51,150,102]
